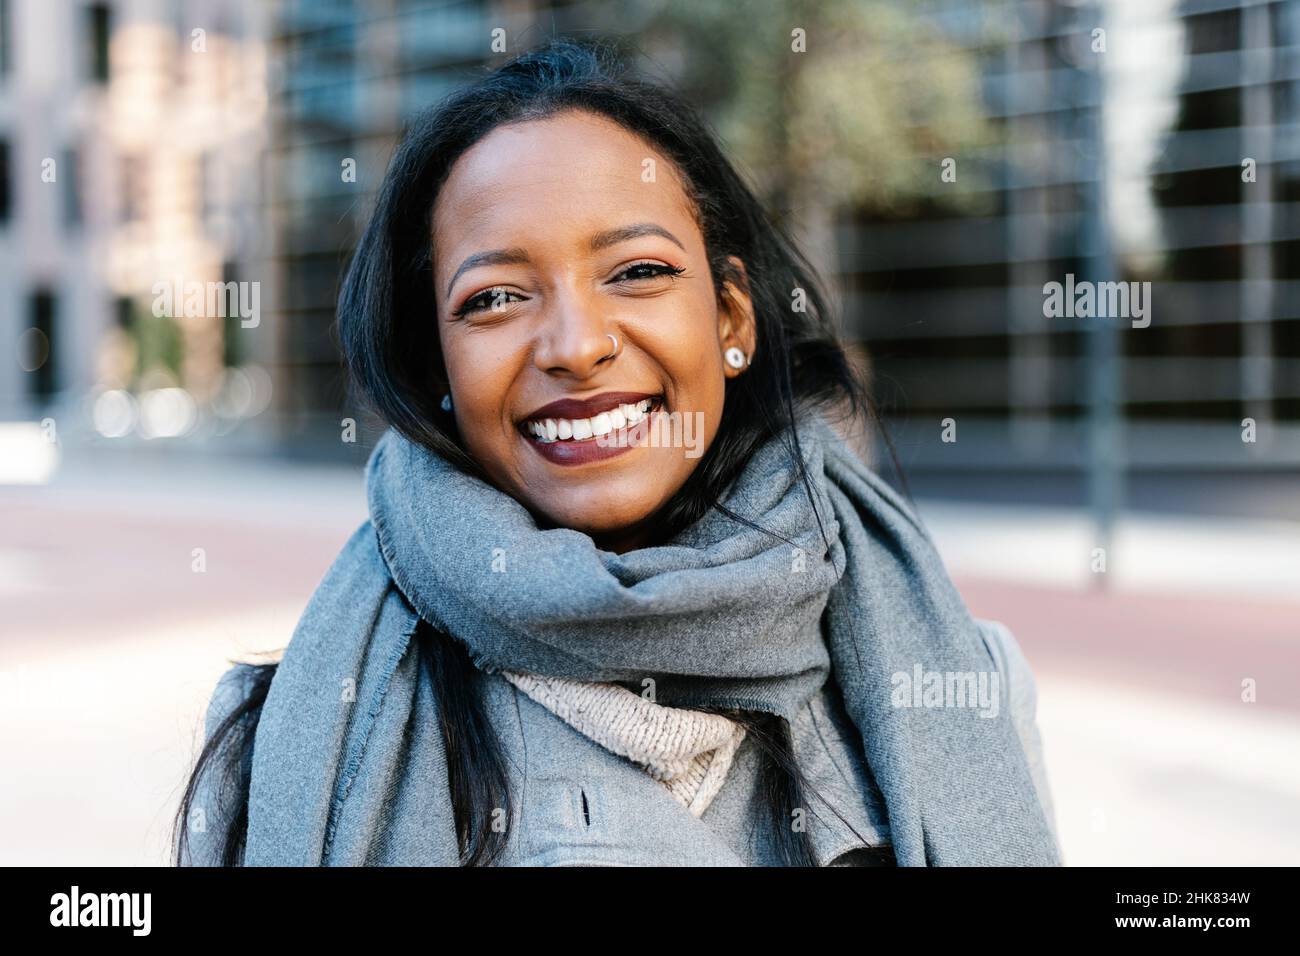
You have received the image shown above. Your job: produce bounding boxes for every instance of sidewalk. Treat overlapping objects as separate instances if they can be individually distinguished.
[1036,672,1300,866]
[918,497,1300,866]
[915,497,1300,604]
[1,453,1295,864]
[915,497,1300,716]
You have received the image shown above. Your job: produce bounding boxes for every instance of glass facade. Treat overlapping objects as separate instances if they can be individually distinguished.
[839,0,1300,479]
[266,0,1300,485]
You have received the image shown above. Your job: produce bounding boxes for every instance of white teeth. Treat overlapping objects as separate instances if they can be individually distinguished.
[526,398,656,443]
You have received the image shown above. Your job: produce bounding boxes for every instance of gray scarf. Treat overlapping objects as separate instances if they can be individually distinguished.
[244,405,1061,865]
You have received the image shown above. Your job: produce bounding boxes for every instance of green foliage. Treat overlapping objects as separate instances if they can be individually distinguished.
[127,305,185,382]
[649,0,997,215]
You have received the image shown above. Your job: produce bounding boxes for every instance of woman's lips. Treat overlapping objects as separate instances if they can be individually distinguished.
[522,390,660,424]
[521,396,664,467]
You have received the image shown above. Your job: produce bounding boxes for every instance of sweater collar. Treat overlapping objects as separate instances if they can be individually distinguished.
[501,670,746,817]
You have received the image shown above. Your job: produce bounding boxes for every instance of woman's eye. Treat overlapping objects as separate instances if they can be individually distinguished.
[455,288,523,317]
[453,266,682,316]
[613,262,686,283]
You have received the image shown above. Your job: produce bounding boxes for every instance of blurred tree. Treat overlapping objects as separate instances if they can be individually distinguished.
[129,305,185,385]
[647,0,996,284]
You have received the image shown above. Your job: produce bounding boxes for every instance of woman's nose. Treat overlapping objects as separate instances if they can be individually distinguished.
[531,287,617,379]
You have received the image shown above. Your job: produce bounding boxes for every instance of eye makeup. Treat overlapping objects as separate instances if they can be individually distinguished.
[450,260,686,318]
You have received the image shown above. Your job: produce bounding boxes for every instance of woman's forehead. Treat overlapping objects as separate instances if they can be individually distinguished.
[432,112,699,261]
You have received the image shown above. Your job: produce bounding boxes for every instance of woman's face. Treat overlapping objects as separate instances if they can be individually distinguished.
[431,109,756,553]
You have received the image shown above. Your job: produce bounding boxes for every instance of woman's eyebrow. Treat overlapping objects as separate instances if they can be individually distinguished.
[444,224,685,299]
[446,248,530,298]
[588,223,686,253]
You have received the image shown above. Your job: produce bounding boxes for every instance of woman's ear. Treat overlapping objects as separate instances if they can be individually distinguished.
[717,256,757,378]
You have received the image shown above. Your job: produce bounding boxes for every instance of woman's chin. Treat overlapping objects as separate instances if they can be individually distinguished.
[530,500,663,549]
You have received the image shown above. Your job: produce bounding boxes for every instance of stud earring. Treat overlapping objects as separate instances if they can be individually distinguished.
[441,393,452,412]
[724,346,747,370]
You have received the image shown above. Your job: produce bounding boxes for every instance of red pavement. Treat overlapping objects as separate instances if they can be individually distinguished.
[7,494,1296,718]
[3,499,355,650]
[957,576,1300,716]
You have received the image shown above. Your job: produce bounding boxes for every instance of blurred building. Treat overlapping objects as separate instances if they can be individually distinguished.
[0,0,270,440]
[255,0,1300,497]
[841,0,1300,500]
[4,0,1298,504]
[266,0,487,449]
[266,0,660,452]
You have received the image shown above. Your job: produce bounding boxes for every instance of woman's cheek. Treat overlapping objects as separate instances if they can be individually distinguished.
[441,344,510,466]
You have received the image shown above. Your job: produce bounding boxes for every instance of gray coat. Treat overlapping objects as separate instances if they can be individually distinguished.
[190,616,1058,866]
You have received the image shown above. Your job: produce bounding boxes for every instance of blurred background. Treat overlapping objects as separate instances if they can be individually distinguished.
[1,0,1297,865]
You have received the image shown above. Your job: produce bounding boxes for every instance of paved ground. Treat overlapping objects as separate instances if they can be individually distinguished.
[1,447,1296,865]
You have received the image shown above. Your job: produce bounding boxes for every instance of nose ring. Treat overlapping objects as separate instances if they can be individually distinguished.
[602,333,619,361]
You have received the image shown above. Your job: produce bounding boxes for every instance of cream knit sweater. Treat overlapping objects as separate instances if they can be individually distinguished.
[500,670,747,818]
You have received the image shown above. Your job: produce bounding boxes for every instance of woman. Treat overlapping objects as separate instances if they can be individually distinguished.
[173,37,1061,867]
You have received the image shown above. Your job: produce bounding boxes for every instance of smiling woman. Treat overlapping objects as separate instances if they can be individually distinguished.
[173,36,1061,868]
[433,109,751,553]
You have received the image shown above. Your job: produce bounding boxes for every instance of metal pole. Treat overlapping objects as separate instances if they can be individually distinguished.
[1240,0,1275,447]
[1080,1,1121,590]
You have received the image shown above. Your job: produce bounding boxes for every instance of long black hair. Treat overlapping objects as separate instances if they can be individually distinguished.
[174,36,903,867]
